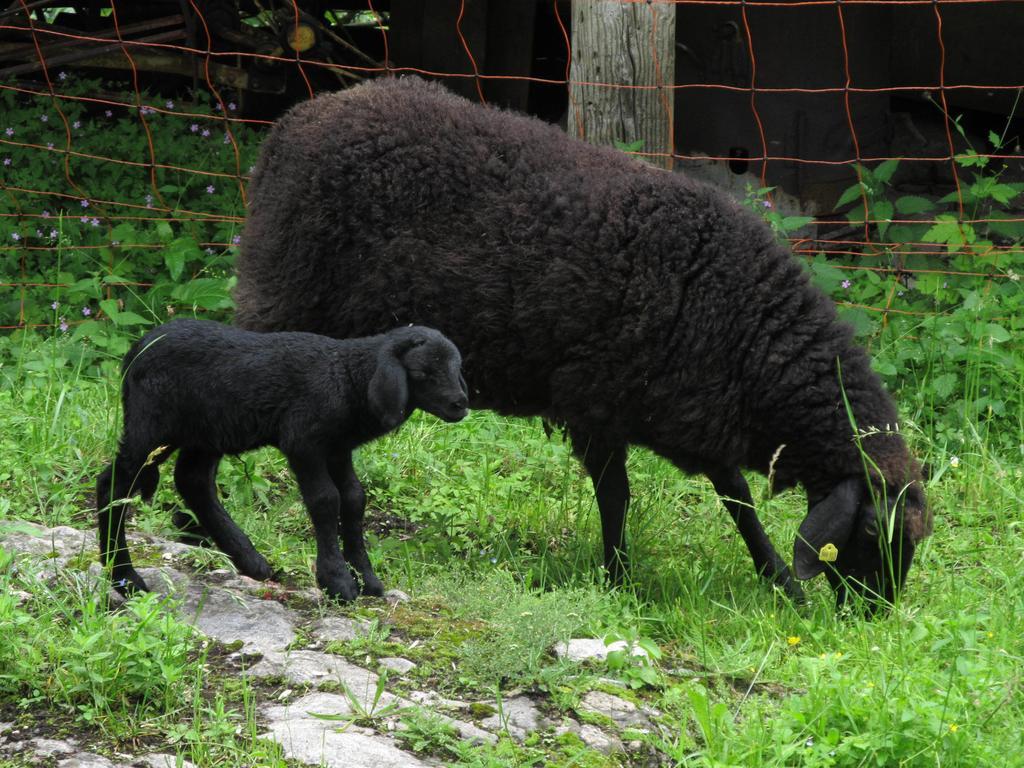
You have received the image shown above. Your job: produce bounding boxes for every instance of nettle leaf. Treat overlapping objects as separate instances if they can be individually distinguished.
[835,182,867,209]
[985,323,1011,343]
[163,236,200,282]
[895,195,935,215]
[172,278,233,310]
[109,311,151,327]
[923,215,969,247]
[781,215,814,233]
[809,259,845,293]
[155,221,174,242]
[873,158,900,184]
[987,212,1024,240]
[873,200,894,239]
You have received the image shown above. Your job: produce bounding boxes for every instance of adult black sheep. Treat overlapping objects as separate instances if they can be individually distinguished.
[234,76,931,609]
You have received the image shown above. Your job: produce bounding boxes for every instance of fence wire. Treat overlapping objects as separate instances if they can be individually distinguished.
[1,0,1022,335]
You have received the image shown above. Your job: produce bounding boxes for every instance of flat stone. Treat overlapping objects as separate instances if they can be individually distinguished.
[136,754,197,768]
[379,657,417,675]
[384,589,411,605]
[578,691,649,729]
[27,737,79,757]
[578,723,624,754]
[262,692,428,768]
[480,695,549,740]
[248,650,397,711]
[555,638,650,663]
[309,616,373,645]
[57,754,117,768]
[179,585,296,655]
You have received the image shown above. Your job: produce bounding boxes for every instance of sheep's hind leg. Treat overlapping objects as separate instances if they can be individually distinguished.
[706,466,804,601]
[570,432,630,586]
[288,452,359,601]
[174,449,273,580]
[328,450,384,596]
[97,444,169,595]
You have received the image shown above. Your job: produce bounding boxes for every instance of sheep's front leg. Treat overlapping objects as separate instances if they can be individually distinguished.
[705,466,804,601]
[97,456,152,595]
[570,431,630,585]
[174,449,273,580]
[288,452,360,601]
[328,450,385,597]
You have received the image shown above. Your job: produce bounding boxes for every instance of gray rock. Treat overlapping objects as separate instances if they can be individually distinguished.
[480,695,549,740]
[379,657,417,675]
[57,754,116,768]
[554,638,650,663]
[309,616,373,645]
[578,691,649,729]
[578,723,624,754]
[27,737,79,757]
[180,585,297,655]
[248,651,403,712]
[136,753,197,768]
[384,589,411,605]
[262,692,428,768]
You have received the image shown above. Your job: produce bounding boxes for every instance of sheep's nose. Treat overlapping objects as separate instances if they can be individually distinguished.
[451,395,468,411]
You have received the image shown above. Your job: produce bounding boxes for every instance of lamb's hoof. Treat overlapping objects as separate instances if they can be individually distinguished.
[237,553,274,582]
[361,575,386,597]
[112,568,149,597]
[321,577,360,603]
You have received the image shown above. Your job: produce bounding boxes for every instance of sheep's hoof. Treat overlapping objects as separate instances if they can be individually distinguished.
[772,570,806,603]
[321,577,360,603]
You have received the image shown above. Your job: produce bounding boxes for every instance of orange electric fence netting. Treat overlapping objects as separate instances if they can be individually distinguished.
[1,0,1022,336]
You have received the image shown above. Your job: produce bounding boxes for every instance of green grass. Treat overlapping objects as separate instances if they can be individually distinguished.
[1,334,1023,766]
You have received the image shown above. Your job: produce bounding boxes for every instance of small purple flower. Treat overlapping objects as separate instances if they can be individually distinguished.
[58,71,67,81]
[248,165,255,174]
[214,103,223,112]
[72,120,81,130]
[80,199,89,208]
[206,184,215,194]
[51,301,59,310]
[139,106,154,116]
[41,210,50,218]
[90,217,99,227]
[228,102,236,111]
[231,234,241,245]
[201,128,210,138]
[105,110,113,118]
[10,232,20,241]
[166,100,175,110]
[2,157,10,166]
[82,306,91,317]
[35,229,42,237]
[144,193,154,204]
[4,127,13,137]
[59,317,68,333]
[841,279,852,289]
[46,142,54,150]
[222,133,230,145]
[190,123,199,133]
[762,200,772,209]
[80,216,89,224]
[205,247,215,255]
[40,114,48,122]
[49,229,57,239]
[111,240,120,246]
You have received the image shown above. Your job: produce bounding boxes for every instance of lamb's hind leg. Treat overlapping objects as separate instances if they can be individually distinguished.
[705,466,803,601]
[97,442,172,595]
[173,449,273,580]
[328,450,384,596]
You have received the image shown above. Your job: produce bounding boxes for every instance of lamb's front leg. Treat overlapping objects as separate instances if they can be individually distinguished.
[329,450,385,597]
[288,451,360,601]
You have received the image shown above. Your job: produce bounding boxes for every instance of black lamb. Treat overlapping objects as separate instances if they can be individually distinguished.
[96,318,468,600]
[233,76,931,608]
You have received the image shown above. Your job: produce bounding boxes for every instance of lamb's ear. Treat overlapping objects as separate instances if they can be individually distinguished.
[368,347,409,429]
[793,477,863,580]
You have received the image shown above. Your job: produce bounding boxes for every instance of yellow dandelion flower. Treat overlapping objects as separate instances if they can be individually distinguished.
[949,723,959,733]
[787,635,801,646]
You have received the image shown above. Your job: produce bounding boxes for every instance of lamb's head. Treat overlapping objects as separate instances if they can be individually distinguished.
[793,473,929,611]
[369,326,468,429]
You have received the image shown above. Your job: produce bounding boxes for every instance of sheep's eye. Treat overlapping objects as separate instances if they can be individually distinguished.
[409,370,427,381]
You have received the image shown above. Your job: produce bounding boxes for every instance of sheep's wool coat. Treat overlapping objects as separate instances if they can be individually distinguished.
[235,76,925,538]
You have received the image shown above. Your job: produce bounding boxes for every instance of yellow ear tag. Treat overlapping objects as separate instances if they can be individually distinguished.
[818,543,839,563]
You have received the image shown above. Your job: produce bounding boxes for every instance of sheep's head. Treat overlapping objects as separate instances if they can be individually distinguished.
[793,475,929,612]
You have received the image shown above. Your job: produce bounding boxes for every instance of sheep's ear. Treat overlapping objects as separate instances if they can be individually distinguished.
[368,349,409,430]
[793,477,862,580]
